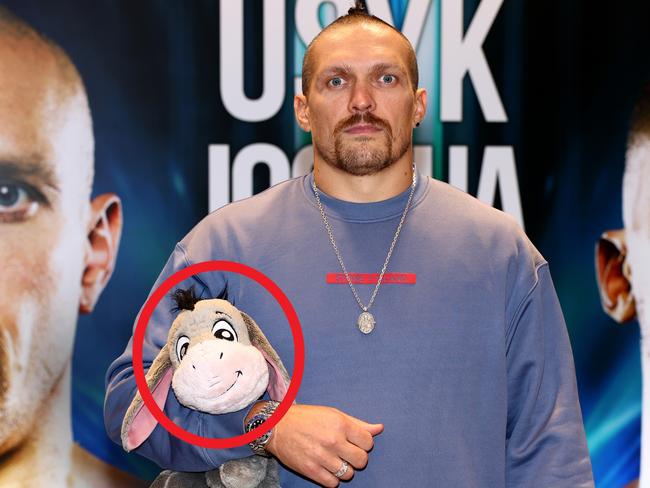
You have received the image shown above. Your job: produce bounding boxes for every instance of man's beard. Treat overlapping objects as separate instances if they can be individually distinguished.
[315,113,410,176]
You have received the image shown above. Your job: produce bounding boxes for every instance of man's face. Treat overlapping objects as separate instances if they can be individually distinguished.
[0,35,93,452]
[624,140,650,338]
[299,23,425,176]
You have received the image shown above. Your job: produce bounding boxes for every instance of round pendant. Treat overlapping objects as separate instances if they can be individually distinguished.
[357,311,376,334]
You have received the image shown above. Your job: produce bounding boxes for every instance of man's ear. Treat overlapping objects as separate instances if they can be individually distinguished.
[79,193,123,314]
[413,88,427,128]
[294,94,311,132]
[595,229,637,323]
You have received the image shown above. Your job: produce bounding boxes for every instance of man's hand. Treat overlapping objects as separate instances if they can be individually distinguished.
[262,404,383,487]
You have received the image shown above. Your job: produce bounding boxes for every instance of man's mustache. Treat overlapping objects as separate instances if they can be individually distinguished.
[334,113,392,137]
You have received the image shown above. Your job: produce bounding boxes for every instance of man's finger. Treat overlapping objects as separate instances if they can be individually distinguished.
[346,415,384,436]
[312,465,345,488]
[323,456,355,482]
[345,425,375,452]
[337,441,369,469]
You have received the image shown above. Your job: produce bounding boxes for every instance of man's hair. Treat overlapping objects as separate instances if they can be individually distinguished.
[301,0,419,96]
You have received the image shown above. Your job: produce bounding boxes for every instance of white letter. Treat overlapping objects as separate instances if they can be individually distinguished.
[477,146,524,229]
[232,143,291,201]
[414,145,433,178]
[208,144,231,213]
[441,0,506,122]
[295,75,303,96]
[220,0,285,122]
[292,145,313,177]
[448,145,468,191]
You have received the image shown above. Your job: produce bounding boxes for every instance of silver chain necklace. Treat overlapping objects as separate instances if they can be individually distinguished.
[312,166,417,334]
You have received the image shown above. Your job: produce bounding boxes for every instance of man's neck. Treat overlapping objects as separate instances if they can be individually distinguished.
[313,157,414,203]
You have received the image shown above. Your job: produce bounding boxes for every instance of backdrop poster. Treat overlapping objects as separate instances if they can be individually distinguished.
[0,1,648,486]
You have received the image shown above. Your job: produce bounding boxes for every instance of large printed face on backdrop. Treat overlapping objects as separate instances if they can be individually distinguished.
[621,139,650,332]
[596,133,650,339]
[294,22,426,176]
[0,33,121,454]
[595,119,650,488]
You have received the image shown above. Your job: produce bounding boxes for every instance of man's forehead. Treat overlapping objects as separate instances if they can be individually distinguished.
[0,33,61,86]
[0,34,91,184]
[311,23,411,74]
[0,36,67,133]
[0,79,57,182]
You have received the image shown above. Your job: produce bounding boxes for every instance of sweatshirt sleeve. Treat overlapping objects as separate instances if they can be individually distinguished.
[505,263,594,487]
[103,243,251,471]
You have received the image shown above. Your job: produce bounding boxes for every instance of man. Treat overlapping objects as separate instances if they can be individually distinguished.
[106,4,594,486]
[0,7,144,487]
[596,85,650,488]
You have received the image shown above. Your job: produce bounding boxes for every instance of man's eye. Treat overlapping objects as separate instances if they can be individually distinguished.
[380,74,396,84]
[328,77,345,87]
[0,182,39,222]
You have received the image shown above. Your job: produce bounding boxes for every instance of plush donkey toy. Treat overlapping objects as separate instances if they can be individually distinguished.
[121,288,290,488]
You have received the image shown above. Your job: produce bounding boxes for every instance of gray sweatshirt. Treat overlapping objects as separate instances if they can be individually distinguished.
[105,172,594,487]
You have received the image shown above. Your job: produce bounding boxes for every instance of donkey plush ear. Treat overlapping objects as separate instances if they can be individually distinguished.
[121,344,174,451]
[595,229,637,323]
[240,312,290,402]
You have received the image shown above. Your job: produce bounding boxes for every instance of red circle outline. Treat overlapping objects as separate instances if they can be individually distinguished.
[132,260,304,449]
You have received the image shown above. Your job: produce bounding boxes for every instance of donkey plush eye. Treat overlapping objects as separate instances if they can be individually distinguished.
[176,336,190,361]
[212,319,237,342]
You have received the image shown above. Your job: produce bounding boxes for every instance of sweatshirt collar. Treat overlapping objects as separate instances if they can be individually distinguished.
[302,170,428,223]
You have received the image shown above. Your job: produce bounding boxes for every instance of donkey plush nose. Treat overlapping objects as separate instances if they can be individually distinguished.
[190,351,223,372]
[191,353,224,376]
[192,351,223,370]
[180,340,241,388]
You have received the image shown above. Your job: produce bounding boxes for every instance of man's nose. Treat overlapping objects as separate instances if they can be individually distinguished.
[348,81,375,113]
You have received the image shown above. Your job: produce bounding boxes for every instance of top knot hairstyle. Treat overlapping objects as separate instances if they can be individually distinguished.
[300,0,418,96]
[348,0,369,15]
